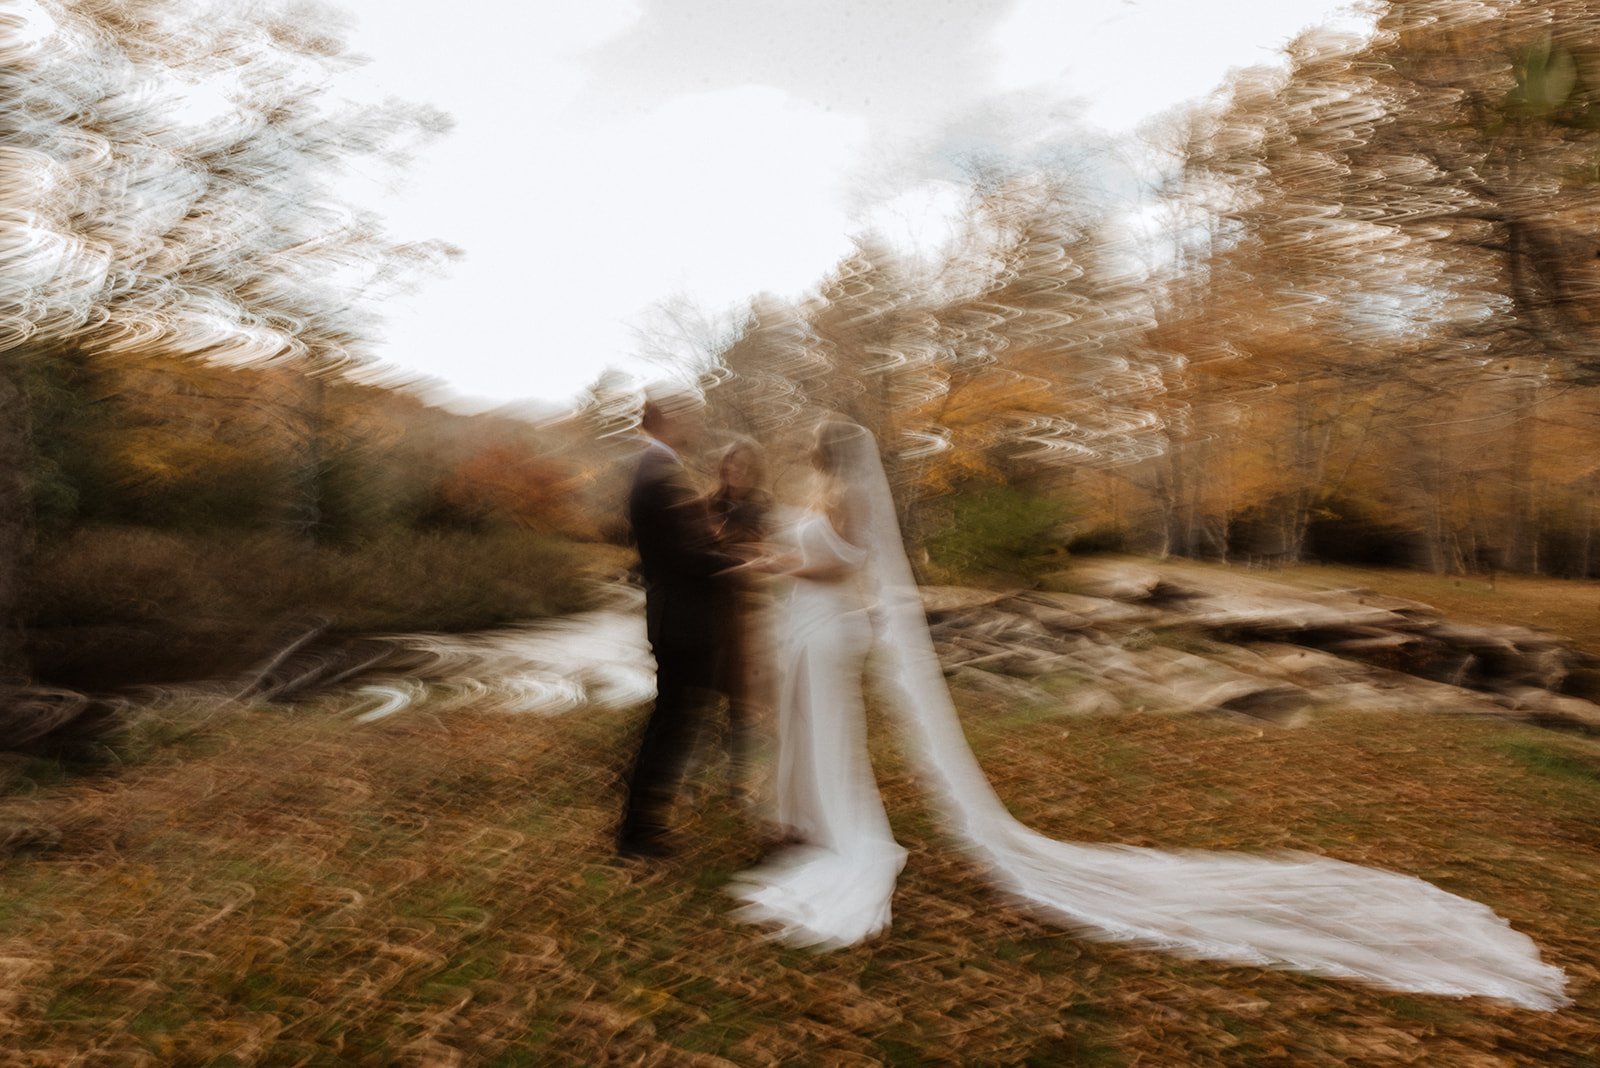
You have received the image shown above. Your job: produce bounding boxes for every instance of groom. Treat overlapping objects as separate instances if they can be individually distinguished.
[616,388,736,859]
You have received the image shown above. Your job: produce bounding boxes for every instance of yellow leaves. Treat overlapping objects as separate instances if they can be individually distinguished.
[115,427,257,492]
[439,444,590,536]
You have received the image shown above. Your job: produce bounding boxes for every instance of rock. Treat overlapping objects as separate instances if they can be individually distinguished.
[1494,687,1600,731]
[956,609,1053,643]
[1315,588,1440,617]
[1213,685,1314,727]
[1411,622,1585,691]
[1560,667,1600,703]
[1000,591,1167,631]
[1365,670,1528,716]
[1320,630,1428,658]
[1206,642,1360,688]
[1145,578,1209,605]
[1056,684,1125,716]
[920,561,1597,736]
[1183,593,1407,636]
[935,636,1022,668]
[920,586,1010,618]
[1060,642,1158,684]
[1124,648,1315,723]
[947,667,1055,707]
[1001,652,1082,678]
[947,644,1075,679]
[1064,561,1166,602]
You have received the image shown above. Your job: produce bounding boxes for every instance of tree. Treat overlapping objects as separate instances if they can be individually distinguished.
[0,0,449,691]
[1161,5,1600,572]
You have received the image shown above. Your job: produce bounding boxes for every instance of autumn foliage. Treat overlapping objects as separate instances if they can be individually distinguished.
[700,1,1600,582]
[436,445,593,537]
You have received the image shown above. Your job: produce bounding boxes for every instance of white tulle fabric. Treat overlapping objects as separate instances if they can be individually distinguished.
[729,511,908,947]
[731,425,1568,1010]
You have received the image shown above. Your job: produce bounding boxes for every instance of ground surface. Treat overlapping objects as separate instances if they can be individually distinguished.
[0,561,1597,1065]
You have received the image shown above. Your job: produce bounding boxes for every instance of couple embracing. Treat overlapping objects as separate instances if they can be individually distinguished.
[615,387,1567,1009]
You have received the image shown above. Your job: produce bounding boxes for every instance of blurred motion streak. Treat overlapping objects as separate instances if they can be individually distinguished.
[8,0,1600,726]
[0,0,653,755]
[694,1,1600,585]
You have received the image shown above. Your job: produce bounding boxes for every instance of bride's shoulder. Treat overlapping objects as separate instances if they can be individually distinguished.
[768,503,812,531]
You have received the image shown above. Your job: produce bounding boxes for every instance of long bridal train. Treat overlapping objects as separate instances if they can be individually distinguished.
[729,422,1568,1012]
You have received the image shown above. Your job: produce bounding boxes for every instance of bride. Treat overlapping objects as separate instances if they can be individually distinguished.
[730,416,1568,1010]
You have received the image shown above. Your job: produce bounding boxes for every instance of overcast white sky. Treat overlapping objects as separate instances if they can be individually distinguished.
[338,0,1370,409]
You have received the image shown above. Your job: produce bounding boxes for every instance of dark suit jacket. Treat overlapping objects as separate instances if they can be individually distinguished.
[628,442,734,659]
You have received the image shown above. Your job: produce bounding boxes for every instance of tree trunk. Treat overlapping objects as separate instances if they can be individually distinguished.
[1285,384,1315,565]
[1508,372,1539,573]
[1150,463,1174,558]
[290,367,325,542]
[1580,479,1596,579]
[0,348,33,685]
[1167,443,1190,557]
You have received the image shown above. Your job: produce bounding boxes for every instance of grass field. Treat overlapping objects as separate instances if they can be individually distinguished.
[0,672,1595,1064]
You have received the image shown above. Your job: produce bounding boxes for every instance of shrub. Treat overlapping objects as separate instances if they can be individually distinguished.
[24,525,600,689]
[923,482,1071,584]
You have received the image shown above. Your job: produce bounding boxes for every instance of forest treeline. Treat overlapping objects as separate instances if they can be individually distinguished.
[24,348,612,688]
[695,0,1600,583]
[7,0,1600,706]
[0,0,621,699]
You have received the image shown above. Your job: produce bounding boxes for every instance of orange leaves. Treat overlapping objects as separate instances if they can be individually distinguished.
[438,444,590,536]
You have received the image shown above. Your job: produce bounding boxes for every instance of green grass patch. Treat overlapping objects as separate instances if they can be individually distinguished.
[1497,740,1600,786]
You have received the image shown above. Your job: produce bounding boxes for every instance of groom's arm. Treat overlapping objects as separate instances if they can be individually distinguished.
[637,460,738,579]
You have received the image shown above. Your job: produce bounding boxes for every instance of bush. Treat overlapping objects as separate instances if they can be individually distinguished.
[24,525,601,689]
[310,529,596,632]
[923,482,1071,584]
[1301,497,1427,569]
[1067,525,1129,555]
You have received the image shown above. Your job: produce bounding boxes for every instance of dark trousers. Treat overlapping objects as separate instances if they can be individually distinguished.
[712,595,759,787]
[618,639,717,844]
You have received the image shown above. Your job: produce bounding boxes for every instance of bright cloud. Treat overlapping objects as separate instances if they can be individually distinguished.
[333,0,1372,407]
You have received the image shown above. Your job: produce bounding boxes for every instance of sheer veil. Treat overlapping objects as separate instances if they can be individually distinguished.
[835,422,1568,1010]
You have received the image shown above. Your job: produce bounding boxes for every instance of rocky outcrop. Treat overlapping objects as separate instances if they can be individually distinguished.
[924,562,1600,733]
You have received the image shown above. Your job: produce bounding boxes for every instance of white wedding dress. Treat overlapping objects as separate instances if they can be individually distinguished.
[730,426,1569,1010]
[729,511,908,947]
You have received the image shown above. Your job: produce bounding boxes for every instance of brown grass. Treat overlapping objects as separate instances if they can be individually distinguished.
[0,684,1594,1065]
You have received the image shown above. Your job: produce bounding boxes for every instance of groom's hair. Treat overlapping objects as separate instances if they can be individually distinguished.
[638,384,702,434]
[639,398,666,433]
